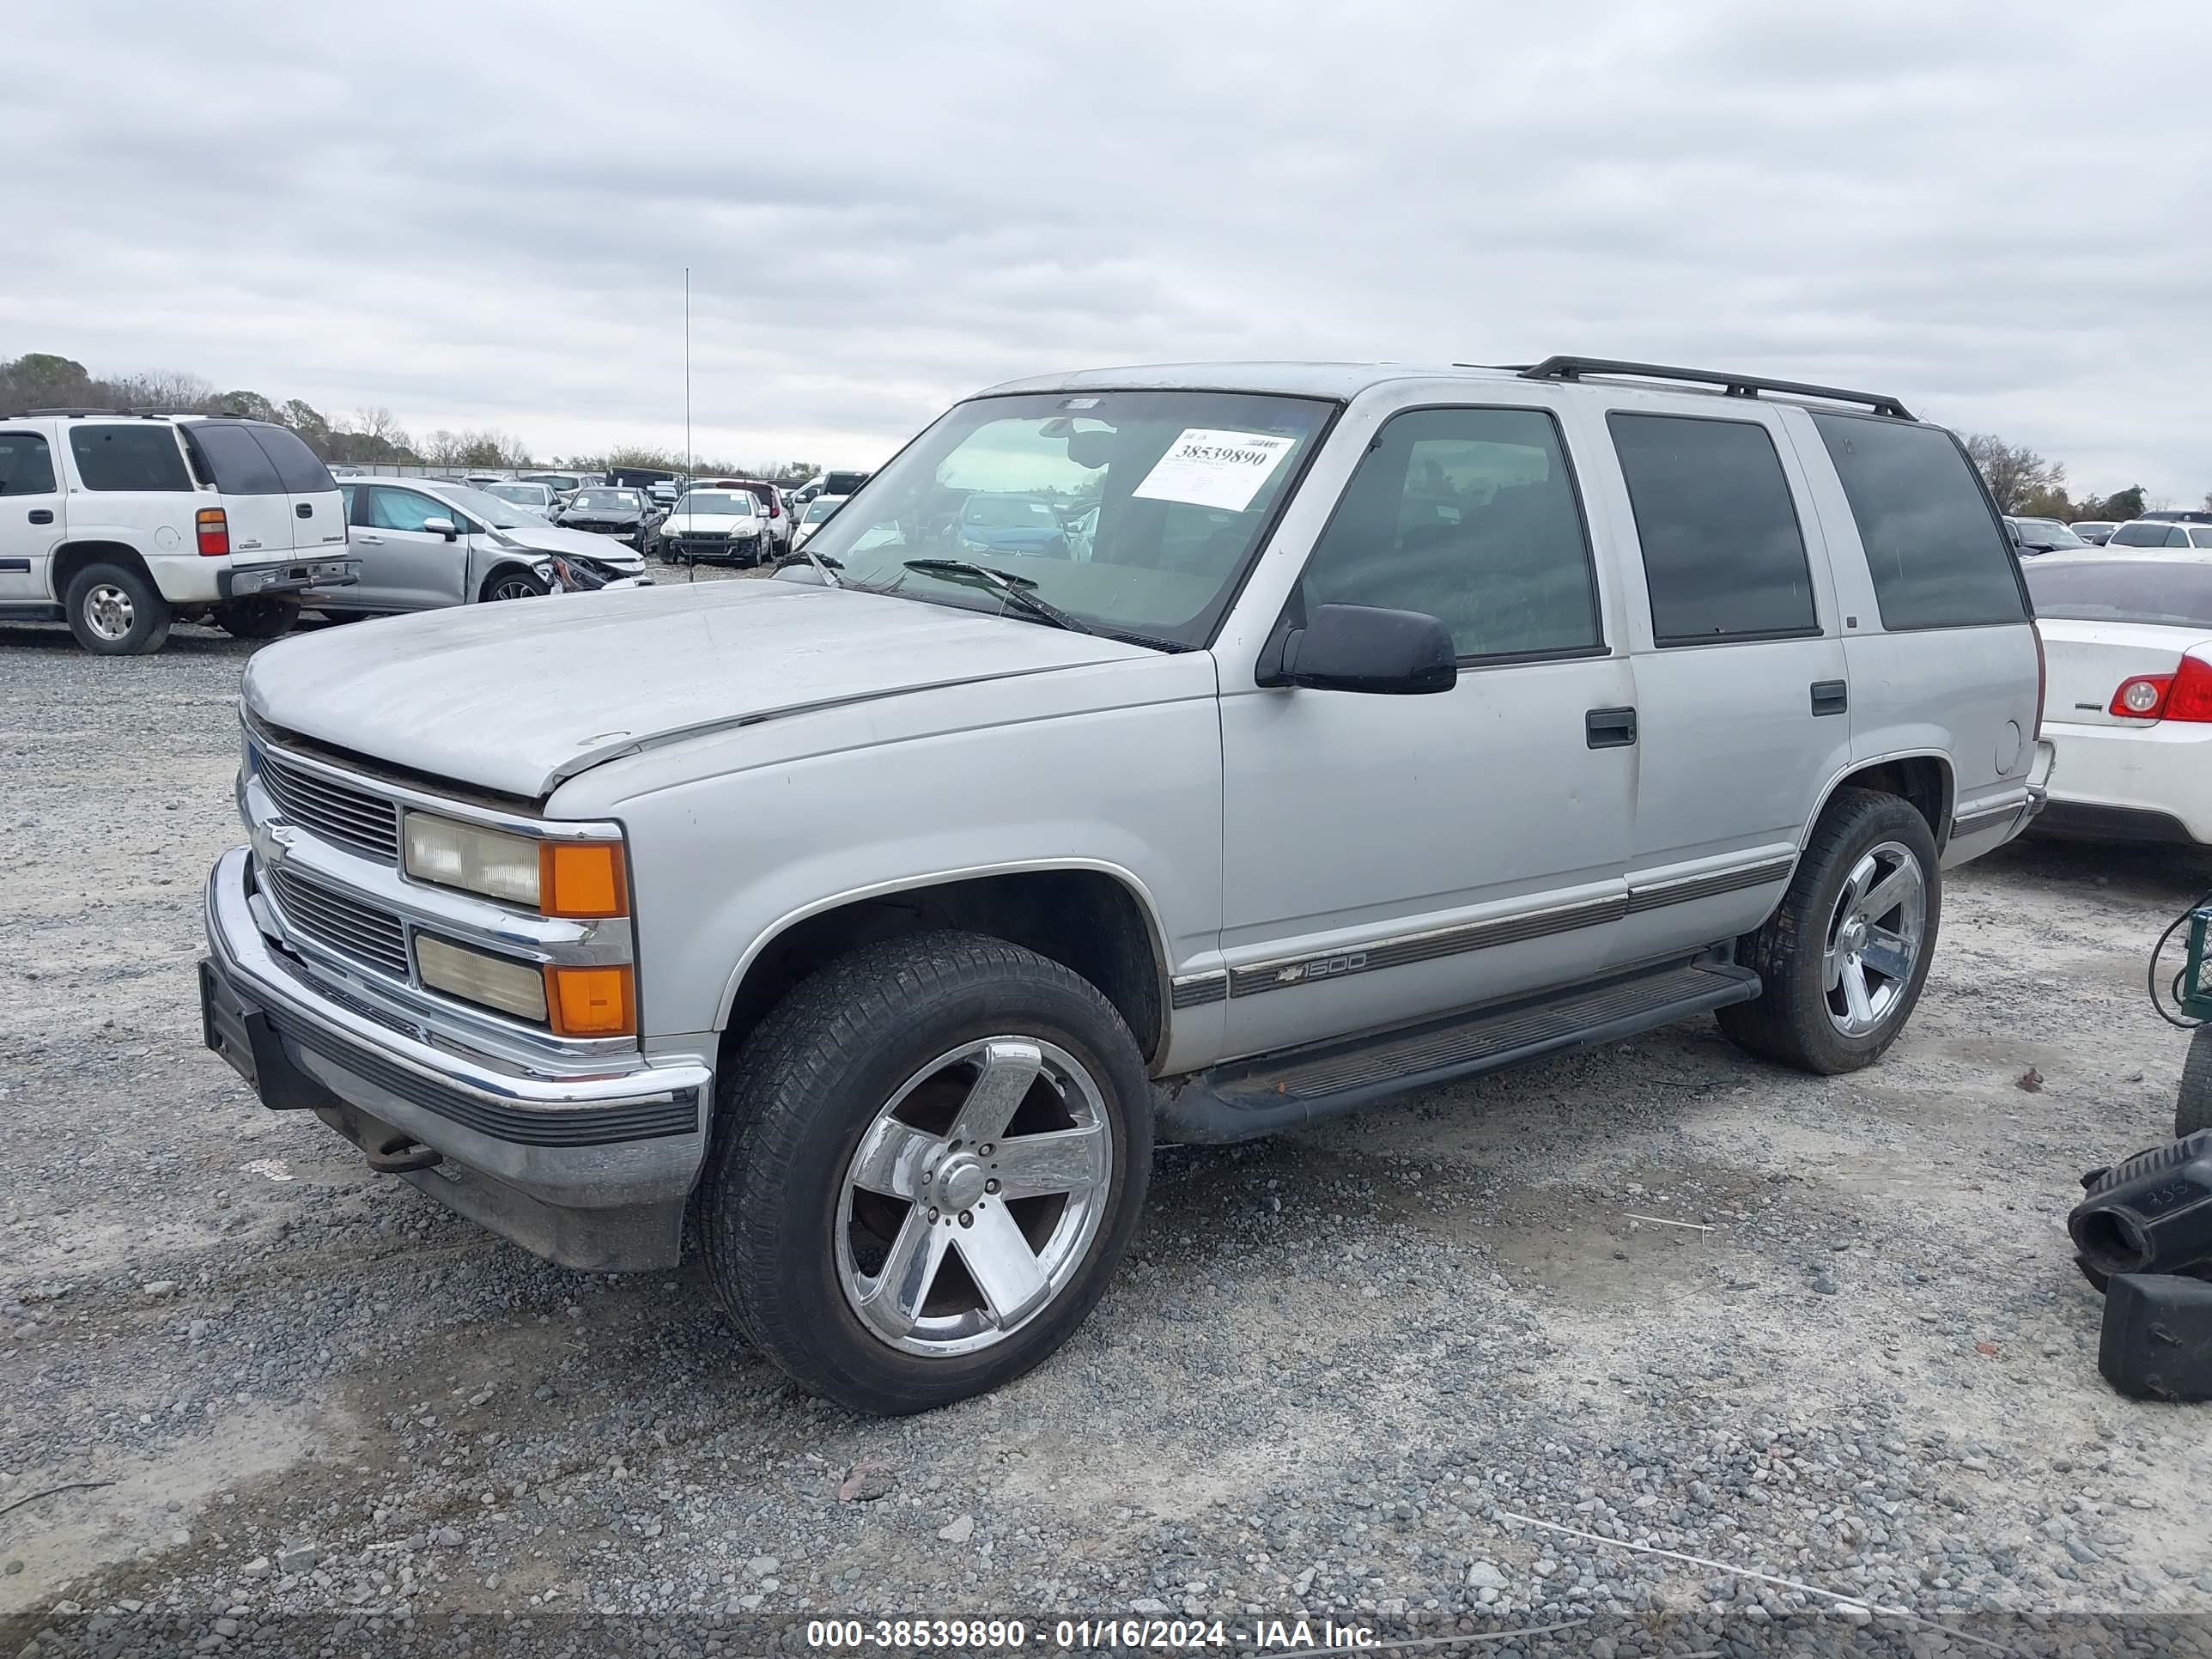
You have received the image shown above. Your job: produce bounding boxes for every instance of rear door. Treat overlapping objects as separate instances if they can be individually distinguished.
[178,422,294,562]
[1573,399,1851,963]
[240,422,347,553]
[0,426,64,604]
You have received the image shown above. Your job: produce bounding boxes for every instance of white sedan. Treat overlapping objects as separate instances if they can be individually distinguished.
[2025,552,2212,845]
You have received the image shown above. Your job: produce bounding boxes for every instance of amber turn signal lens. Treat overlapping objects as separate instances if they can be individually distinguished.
[544,964,635,1037]
[538,841,626,918]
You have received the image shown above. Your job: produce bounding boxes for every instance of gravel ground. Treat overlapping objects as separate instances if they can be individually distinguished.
[3,585,2210,1657]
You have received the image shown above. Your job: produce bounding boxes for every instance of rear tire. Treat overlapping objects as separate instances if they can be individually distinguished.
[701,931,1152,1415]
[212,596,301,640]
[2178,1024,2212,1139]
[64,562,171,655]
[1717,787,1942,1074]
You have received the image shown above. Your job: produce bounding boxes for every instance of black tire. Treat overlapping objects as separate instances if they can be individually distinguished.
[701,930,1152,1415]
[1717,787,1942,1074]
[64,562,171,655]
[483,569,550,603]
[2178,1024,2212,1139]
[211,596,301,640]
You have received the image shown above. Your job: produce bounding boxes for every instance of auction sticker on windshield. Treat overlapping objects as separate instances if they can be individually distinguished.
[1132,428,1297,512]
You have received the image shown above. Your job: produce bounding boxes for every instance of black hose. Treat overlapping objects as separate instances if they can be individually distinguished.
[2148,884,2212,1029]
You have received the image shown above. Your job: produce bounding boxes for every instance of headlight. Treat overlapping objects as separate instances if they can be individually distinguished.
[403,812,629,918]
[416,933,548,1023]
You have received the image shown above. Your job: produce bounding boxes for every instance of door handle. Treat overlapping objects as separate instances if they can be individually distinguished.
[295,502,314,519]
[1810,679,1849,717]
[1585,706,1638,748]
[354,534,384,545]
[27,508,53,525]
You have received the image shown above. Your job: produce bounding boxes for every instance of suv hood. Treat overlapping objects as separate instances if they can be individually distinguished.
[241,580,1158,799]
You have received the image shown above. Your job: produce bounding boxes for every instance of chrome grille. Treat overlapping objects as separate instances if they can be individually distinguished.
[254,747,400,862]
[266,864,410,979]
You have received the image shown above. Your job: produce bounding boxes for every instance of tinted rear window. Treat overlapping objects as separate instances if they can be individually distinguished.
[1810,413,2025,630]
[244,423,336,493]
[2112,522,2185,548]
[185,422,285,494]
[70,424,191,492]
[0,432,57,495]
[1607,412,1817,645]
[822,471,870,495]
[2025,560,2212,629]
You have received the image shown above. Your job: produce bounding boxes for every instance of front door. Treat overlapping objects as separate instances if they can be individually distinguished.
[1218,402,1638,1061]
[358,485,471,609]
[0,428,63,604]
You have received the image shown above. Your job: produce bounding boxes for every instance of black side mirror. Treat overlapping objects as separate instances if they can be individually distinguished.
[1267,603,1457,695]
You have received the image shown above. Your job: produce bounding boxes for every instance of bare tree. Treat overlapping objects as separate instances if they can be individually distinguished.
[1965,434,2067,515]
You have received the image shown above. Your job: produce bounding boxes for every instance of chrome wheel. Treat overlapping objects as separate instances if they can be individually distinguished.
[487,576,544,602]
[835,1036,1114,1358]
[1823,839,1925,1036]
[83,583,136,641]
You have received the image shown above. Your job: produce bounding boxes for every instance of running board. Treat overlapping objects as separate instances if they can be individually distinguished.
[1156,957,1760,1144]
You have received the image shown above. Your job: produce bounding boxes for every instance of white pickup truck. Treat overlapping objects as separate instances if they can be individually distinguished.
[201,356,2048,1413]
[0,410,355,652]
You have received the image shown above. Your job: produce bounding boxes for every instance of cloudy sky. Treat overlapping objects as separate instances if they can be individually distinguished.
[8,2,2208,496]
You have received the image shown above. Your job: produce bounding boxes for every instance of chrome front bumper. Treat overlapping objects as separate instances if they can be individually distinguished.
[200,846,710,1269]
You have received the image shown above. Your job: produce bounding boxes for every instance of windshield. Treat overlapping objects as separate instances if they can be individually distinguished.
[2026,558,2212,629]
[439,483,548,530]
[781,389,1334,647]
[675,490,754,515]
[484,483,549,507]
[573,489,642,512]
[2014,519,2084,547]
[803,500,837,523]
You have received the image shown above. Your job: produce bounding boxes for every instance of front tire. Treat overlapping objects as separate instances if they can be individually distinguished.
[702,931,1152,1415]
[1717,787,1941,1074]
[212,596,301,640]
[483,570,550,603]
[64,562,171,655]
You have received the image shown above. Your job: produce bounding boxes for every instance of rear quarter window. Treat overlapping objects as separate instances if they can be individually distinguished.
[1810,413,2026,630]
[69,424,192,493]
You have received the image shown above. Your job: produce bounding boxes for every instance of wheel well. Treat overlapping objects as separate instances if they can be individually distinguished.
[721,871,1166,1072]
[51,541,155,604]
[1824,756,1953,847]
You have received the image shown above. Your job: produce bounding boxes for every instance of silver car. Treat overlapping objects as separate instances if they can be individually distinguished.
[321,478,649,613]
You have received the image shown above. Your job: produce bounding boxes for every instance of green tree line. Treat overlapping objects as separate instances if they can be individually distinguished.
[0,352,816,483]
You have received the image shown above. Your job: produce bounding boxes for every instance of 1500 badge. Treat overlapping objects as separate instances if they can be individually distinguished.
[1277,951,1369,985]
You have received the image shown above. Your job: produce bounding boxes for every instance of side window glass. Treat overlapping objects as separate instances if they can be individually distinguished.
[0,433,57,496]
[370,488,447,532]
[68,425,193,493]
[1810,412,2025,630]
[1298,406,1602,659]
[1607,413,1816,645]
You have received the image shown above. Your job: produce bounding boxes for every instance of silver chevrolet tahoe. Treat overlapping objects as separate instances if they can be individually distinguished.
[200,356,2051,1414]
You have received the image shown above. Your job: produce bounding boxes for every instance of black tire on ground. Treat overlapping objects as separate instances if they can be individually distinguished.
[483,569,550,602]
[212,596,301,640]
[64,562,171,655]
[700,930,1152,1415]
[2177,1024,2212,1139]
[1717,787,1942,1075]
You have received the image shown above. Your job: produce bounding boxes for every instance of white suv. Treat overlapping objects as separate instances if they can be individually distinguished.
[0,410,356,653]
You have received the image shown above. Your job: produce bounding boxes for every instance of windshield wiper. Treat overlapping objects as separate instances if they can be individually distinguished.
[787,544,842,587]
[901,560,1092,634]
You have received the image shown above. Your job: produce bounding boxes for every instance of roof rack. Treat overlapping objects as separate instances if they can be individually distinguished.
[11,406,147,419]
[1509,356,1913,422]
